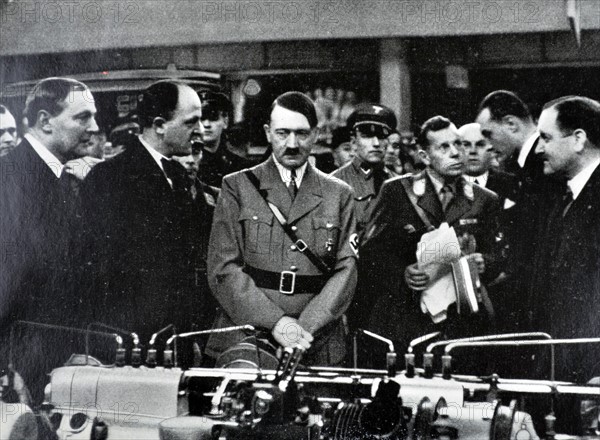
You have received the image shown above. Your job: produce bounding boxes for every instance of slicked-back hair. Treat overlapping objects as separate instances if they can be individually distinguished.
[478,90,532,122]
[544,96,600,148]
[270,91,318,128]
[417,115,452,149]
[24,77,89,128]
[138,80,188,129]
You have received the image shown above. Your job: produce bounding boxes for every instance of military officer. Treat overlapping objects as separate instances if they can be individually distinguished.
[206,91,358,366]
[358,116,501,358]
[331,103,398,235]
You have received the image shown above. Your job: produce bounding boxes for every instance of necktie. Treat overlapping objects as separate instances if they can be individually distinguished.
[440,184,454,212]
[161,158,189,193]
[559,185,574,218]
[288,169,298,200]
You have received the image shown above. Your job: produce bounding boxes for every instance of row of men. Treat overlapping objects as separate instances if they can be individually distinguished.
[0,78,598,404]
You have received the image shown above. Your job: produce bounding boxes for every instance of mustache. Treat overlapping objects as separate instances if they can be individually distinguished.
[283,148,301,155]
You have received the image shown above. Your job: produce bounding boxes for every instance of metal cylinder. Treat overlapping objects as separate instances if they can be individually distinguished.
[405,353,415,378]
[441,355,452,380]
[423,352,434,378]
[163,349,174,368]
[386,352,397,377]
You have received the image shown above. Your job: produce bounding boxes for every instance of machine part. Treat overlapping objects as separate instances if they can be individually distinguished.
[491,400,517,440]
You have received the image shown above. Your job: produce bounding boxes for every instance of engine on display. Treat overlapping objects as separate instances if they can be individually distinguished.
[6,323,600,440]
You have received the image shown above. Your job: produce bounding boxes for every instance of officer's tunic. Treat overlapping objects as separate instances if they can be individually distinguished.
[206,157,358,365]
[331,157,395,235]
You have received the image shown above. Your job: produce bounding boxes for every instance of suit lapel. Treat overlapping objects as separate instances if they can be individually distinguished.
[127,139,173,196]
[287,164,322,224]
[416,173,444,224]
[566,165,600,220]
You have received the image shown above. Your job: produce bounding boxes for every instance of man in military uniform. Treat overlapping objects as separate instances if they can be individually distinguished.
[206,92,357,366]
[331,103,398,235]
[197,91,253,187]
[358,116,501,359]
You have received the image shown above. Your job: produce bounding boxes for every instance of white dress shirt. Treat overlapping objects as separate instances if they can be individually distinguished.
[24,133,64,178]
[272,154,308,188]
[568,158,600,200]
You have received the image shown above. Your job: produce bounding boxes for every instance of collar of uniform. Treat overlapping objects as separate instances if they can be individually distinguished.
[24,133,64,178]
[272,154,307,187]
[568,157,600,200]
[352,156,386,180]
[518,132,539,169]
[425,169,470,201]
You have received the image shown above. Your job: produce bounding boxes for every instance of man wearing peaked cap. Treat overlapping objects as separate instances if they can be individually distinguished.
[331,103,399,236]
[197,90,253,187]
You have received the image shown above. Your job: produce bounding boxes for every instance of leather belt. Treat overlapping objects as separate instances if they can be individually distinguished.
[244,265,327,295]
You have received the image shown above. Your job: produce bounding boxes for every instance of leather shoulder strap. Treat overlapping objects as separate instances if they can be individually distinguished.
[399,177,435,231]
[244,170,332,274]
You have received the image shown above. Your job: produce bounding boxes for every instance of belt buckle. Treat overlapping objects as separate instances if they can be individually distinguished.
[279,271,296,295]
[295,239,308,252]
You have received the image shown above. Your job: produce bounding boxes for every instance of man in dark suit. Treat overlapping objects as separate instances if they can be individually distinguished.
[0,77,99,403]
[476,91,560,333]
[529,96,600,383]
[359,116,500,360]
[80,80,210,349]
[206,92,357,366]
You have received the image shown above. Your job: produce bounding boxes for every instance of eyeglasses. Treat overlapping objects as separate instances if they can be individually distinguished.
[273,129,312,142]
[0,128,16,137]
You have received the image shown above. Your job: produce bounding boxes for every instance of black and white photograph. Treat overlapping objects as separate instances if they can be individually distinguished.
[1,0,600,438]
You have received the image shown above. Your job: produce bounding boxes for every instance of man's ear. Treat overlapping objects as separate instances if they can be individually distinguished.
[153,117,166,134]
[418,148,431,166]
[222,113,230,130]
[263,124,271,143]
[502,115,520,133]
[37,110,52,134]
[573,128,587,153]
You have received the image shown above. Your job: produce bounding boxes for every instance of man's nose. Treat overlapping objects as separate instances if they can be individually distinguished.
[449,144,461,157]
[534,140,544,154]
[372,137,380,147]
[88,117,99,133]
[285,132,299,148]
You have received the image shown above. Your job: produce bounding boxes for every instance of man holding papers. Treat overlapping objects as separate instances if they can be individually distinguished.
[359,115,501,354]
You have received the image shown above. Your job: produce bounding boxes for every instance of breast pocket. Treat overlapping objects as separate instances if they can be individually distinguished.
[312,217,341,257]
[239,209,274,254]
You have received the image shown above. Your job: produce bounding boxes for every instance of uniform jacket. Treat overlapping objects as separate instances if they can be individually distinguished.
[206,157,357,365]
[356,171,500,349]
[331,157,394,235]
[198,142,255,188]
[528,165,600,382]
[80,138,212,342]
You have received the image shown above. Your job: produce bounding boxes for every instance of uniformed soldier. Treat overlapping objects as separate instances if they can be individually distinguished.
[331,103,398,235]
[197,91,254,187]
[358,116,501,363]
[206,91,358,366]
